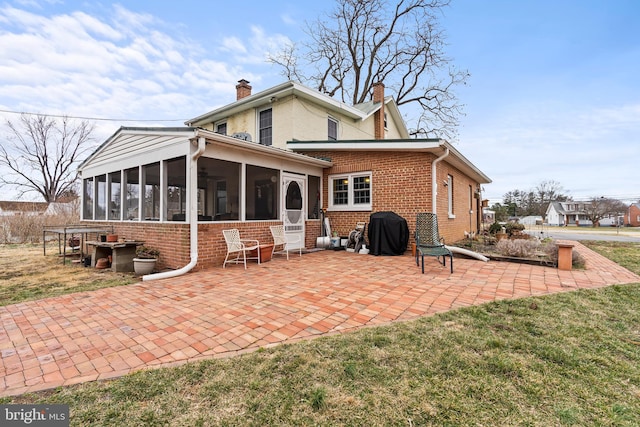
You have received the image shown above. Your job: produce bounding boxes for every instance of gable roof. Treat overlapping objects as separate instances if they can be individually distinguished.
[78,126,333,174]
[185,81,409,138]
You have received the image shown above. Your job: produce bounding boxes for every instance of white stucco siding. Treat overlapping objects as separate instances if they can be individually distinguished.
[384,115,405,139]
[288,96,373,142]
[219,96,375,148]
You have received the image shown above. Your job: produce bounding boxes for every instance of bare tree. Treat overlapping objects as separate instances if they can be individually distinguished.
[584,197,627,227]
[533,180,570,219]
[269,0,468,139]
[503,180,572,218]
[0,114,95,202]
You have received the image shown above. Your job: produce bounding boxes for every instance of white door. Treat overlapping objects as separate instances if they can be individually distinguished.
[282,173,305,249]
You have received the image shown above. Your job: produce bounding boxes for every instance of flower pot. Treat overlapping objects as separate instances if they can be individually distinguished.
[133,258,156,275]
[95,258,109,269]
[248,245,273,263]
[106,234,118,242]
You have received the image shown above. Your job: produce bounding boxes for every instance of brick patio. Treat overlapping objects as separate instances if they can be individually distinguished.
[1,241,638,397]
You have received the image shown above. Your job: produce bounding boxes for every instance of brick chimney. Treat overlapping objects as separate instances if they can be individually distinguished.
[373,82,385,140]
[236,79,252,100]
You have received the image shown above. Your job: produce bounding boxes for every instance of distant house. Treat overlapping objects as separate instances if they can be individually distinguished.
[546,201,592,226]
[624,202,640,227]
[0,201,48,217]
[78,79,491,273]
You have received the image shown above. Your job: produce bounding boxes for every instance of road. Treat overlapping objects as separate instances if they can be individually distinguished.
[525,226,640,243]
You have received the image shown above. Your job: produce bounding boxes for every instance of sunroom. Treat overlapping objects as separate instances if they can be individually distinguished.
[78,127,330,277]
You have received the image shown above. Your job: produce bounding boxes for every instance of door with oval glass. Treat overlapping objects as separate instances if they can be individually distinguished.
[282,172,305,250]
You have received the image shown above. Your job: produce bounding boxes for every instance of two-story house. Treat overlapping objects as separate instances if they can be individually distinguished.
[78,79,491,276]
[624,202,640,227]
[546,201,592,226]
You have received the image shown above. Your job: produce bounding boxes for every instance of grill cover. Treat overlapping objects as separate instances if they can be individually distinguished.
[368,211,410,256]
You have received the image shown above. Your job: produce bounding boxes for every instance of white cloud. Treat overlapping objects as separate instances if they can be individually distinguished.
[0,3,284,131]
[221,36,247,54]
[459,101,640,203]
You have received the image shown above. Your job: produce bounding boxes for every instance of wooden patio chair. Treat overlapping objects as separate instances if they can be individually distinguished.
[415,212,453,273]
[222,229,261,269]
[270,225,302,260]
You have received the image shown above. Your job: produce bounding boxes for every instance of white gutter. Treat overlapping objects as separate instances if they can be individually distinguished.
[431,146,449,213]
[143,136,206,281]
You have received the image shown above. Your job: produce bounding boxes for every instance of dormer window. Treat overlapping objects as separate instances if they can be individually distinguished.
[328,117,338,141]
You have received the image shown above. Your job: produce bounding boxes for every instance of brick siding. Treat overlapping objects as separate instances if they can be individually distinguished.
[88,151,481,271]
[307,150,482,246]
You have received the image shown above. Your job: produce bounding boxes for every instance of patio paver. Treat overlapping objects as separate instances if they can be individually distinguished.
[1,241,638,397]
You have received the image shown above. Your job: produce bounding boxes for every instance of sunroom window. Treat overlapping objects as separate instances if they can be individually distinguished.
[196,158,240,221]
[143,163,160,221]
[166,156,186,221]
[83,177,94,220]
[124,167,139,221]
[96,174,107,220]
[108,172,121,220]
[246,165,279,220]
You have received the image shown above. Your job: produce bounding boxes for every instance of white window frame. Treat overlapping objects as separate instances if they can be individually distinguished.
[328,117,338,140]
[328,172,372,211]
[447,174,455,219]
[214,121,227,135]
[257,107,273,146]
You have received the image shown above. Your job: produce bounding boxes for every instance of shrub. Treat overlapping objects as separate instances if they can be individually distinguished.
[1,214,45,244]
[488,222,503,235]
[495,239,541,258]
[136,246,160,259]
[504,222,525,237]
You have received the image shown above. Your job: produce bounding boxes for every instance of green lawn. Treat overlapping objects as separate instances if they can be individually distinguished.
[3,241,640,426]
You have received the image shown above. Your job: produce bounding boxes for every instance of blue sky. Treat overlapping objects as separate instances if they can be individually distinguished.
[1,0,638,204]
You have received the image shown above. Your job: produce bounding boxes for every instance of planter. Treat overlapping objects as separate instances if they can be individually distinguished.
[133,258,156,275]
[106,234,118,242]
[248,244,273,263]
[95,258,109,269]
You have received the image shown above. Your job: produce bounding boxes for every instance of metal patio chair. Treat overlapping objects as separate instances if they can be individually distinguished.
[222,229,261,269]
[270,225,302,260]
[415,212,453,273]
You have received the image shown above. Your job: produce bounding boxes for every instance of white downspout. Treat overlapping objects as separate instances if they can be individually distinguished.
[143,136,206,281]
[431,146,449,213]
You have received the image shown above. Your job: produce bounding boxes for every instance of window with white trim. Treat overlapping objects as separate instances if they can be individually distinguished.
[447,174,455,218]
[215,121,227,135]
[328,117,338,140]
[329,172,372,211]
[258,108,272,146]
